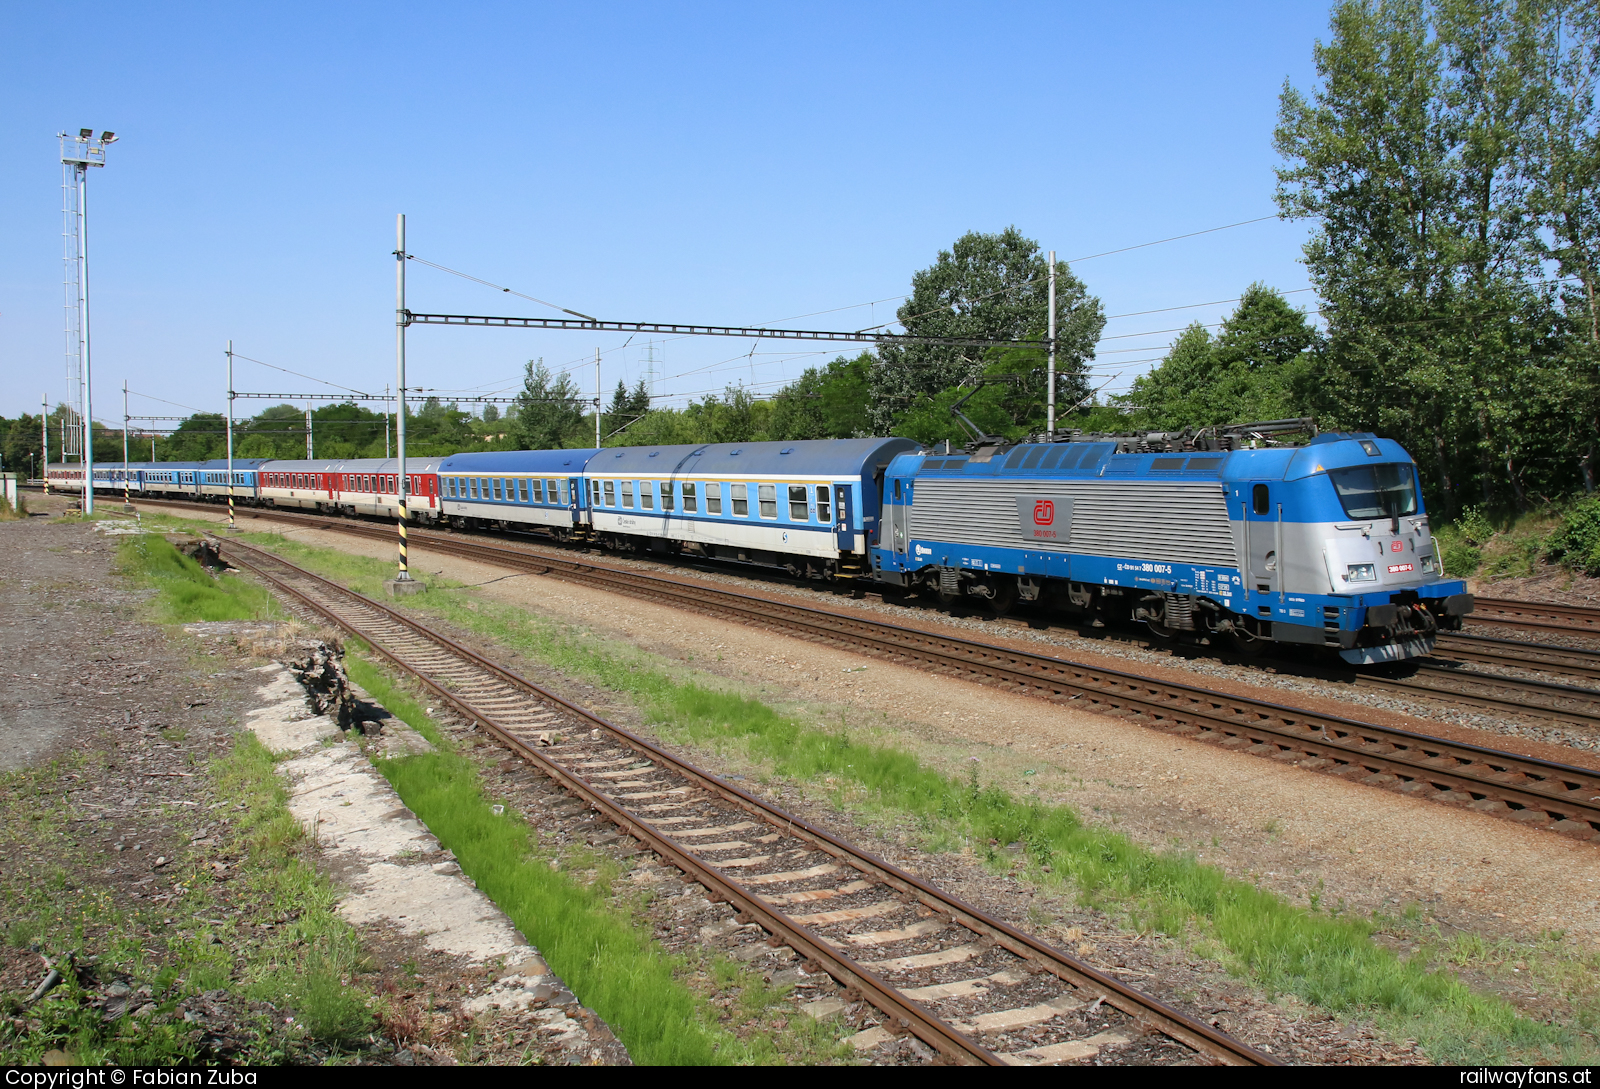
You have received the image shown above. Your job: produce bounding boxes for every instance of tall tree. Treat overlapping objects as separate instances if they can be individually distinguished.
[1124,285,1322,428]
[1275,0,1563,512]
[511,359,588,449]
[869,228,1104,433]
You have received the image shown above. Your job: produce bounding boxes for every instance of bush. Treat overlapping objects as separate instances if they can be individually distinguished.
[1546,497,1600,576]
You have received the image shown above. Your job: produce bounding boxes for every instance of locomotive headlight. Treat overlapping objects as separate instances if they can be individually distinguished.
[1421,554,1435,573]
[1344,563,1377,583]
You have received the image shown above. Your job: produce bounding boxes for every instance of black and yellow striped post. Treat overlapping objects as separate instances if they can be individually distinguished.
[385,214,425,598]
[398,501,409,576]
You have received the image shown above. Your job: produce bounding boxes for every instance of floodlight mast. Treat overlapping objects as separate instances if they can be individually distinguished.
[59,129,115,514]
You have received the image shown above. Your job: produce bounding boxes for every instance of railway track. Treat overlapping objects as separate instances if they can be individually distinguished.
[141,499,1600,733]
[177,507,1600,849]
[218,536,1272,1067]
[1469,596,1600,639]
[102,494,1600,851]
[1433,632,1600,684]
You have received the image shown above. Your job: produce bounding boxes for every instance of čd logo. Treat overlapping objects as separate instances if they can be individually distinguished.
[1033,500,1055,525]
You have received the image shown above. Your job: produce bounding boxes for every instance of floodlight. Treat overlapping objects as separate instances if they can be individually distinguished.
[79,128,92,139]
[101,132,116,143]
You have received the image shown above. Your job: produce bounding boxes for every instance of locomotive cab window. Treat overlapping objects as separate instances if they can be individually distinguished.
[706,483,722,515]
[1252,484,1270,515]
[816,485,831,524]
[731,483,748,517]
[1329,463,1418,519]
[788,484,808,520]
[758,484,777,519]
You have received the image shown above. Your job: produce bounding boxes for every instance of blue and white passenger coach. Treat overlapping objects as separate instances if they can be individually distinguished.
[583,438,916,576]
[438,449,598,539]
[874,431,1472,663]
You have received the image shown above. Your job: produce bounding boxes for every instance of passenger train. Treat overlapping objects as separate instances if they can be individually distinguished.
[48,422,1472,664]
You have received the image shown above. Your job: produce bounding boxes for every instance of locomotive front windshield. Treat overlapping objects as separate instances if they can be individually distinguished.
[1328,463,1418,519]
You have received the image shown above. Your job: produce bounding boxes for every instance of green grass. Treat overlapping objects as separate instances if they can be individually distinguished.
[345,650,845,1065]
[215,525,1598,1064]
[0,737,375,1064]
[116,531,280,623]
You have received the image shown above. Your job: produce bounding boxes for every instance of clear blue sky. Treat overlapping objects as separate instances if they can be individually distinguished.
[0,1,1334,426]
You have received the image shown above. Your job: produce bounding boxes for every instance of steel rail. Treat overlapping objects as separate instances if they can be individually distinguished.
[412,536,1600,838]
[218,536,1273,1068]
[1469,597,1600,638]
[138,500,1600,836]
[1433,633,1600,683]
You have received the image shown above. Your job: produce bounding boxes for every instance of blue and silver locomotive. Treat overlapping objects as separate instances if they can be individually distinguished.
[873,421,1471,663]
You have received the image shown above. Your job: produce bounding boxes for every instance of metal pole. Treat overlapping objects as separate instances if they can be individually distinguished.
[305,405,313,459]
[1046,249,1057,441]
[41,395,49,495]
[595,347,602,448]
[227,341,236,528]
[385,385,391,459]
[80,165,94,513]
[395,213,411,581]
[122,380,129,506]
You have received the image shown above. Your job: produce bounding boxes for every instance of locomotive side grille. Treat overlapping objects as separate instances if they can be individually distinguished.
[911,478,1238,567]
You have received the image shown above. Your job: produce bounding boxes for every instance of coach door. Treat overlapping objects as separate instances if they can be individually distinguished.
[834,484,854,552]
[568,477,581,525]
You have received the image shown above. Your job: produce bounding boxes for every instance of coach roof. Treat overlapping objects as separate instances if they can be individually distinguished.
[439,449,600,474]
[592,438,917,479]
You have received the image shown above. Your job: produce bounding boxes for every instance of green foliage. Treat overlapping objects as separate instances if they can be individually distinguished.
[765,353,874,440]
[1276,0,1600,514]
[1122,285,1322,429]
[1546,496,1600,576]
[607,385,773,447]
[116,533,278,623]
[869,227,1106,436]
[511,359,591,450]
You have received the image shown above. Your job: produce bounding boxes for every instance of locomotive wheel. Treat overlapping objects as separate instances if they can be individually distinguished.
[987,578,1018,617]
[1228,630,1268,657]
[935,585,961,607]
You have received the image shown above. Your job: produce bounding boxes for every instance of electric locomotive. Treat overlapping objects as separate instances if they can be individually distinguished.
[872,421,1472,664]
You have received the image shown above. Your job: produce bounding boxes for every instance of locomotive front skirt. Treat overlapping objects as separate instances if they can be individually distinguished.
[873,433,1471,664]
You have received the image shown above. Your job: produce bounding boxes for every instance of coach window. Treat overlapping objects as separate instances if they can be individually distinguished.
[1252,483,1270,515]
[788,485,808,520]
[445,477,455,498]
[516,479,527,502]
[495,478,505,501]
[706,483,722,515]
[503,478,514,500]
[640,482,653,510]
[620,481,634,508]
[759,484,777,519]
[603,480,615,505]
[682,482,697,513]
[660,482,675,511]
[530,479,543,503]
[817,485,831,524]
[465,478,475,499]
[731,483,748,516]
